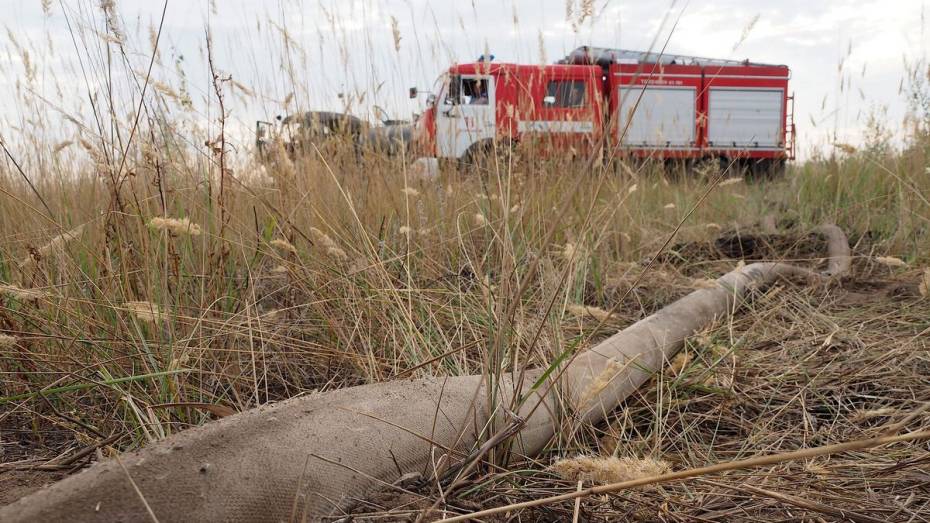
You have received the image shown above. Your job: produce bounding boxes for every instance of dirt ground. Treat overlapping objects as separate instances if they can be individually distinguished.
[0,471,67,507]
[0,419,81,505]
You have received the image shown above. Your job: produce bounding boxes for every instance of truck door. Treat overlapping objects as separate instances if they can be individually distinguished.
[705,88,784,149]
[700,65,790,159]
[617,86,697,148]
[515,71,600,157]
[435,74,496,159]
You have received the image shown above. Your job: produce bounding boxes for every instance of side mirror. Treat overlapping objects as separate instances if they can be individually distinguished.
[409,87,418,99]
[543,95,556,106]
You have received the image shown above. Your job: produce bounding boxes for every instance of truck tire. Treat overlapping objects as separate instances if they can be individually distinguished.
[746,158,787,180]
[769,159,788,179]
[719,157,747,178]
[461,139,513,176]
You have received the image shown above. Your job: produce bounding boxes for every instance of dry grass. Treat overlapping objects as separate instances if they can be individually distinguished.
[2,2,930,520]
[344,243,930,522]
[3,105,930,523]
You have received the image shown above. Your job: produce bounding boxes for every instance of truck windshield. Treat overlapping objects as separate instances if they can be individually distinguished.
[443,75,489,105]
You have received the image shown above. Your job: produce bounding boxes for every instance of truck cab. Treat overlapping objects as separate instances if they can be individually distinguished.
[414,62,604,162]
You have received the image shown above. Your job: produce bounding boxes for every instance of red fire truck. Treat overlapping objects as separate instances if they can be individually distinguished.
[412,46,795,175]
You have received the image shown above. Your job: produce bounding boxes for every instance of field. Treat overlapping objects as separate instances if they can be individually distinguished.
[2,136,930,519]
[2,4,930,521]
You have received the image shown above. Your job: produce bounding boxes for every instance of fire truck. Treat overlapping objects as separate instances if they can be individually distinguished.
[411,46,796,175]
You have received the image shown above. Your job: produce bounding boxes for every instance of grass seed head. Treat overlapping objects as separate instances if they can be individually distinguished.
[0,284,49,301]
[719,177,743,186]
[875,256,907,268]
[20,224,86,267]
[124,301,164,323]
[566,304,612,322]
[668,351,691,376]
[579,358,628,408]
[52,140,74,154]
[270,238,297,253]
[310,227,348,259]
[562,242,584,262]
[550,456,671,485]
[148,217,202,237]
[326,246,348,259]
[690,278,720,289]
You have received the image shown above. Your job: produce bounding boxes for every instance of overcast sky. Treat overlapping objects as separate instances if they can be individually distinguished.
[2,0,928,159]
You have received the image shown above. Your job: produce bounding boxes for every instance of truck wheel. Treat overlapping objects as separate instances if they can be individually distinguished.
[462,140,513,176]
[720,157,748,178]
[746,159,787,181]
[664,159,691,180]
[768,159,788,179]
